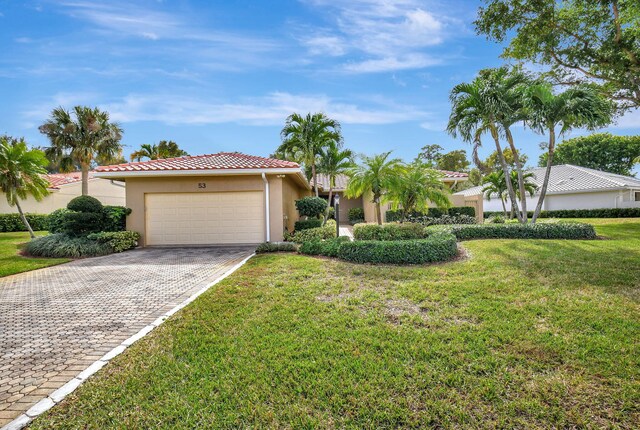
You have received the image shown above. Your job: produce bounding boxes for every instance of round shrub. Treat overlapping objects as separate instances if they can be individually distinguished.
[47,208,71,233]
[63,196,106,236]
[353,223,426,241]
[338,234,458,265]
[295,196,328,218]
[24,233,112,258]
[67,195,104,213]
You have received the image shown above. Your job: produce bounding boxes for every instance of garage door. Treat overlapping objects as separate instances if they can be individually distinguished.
[145,192,265,245]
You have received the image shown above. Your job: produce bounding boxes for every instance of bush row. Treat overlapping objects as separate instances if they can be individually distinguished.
[386,206,476,222]
[0,213,50,232]
[298,236,351,257]
[438,222,597,240]
[348,207,365,224]
[354,223,426,241]
[294,219,323,231]
[86,231,141,253]
[484,207,640,219]
[256,242,298,253]
[0,205,131,233]
[291,220,337,243]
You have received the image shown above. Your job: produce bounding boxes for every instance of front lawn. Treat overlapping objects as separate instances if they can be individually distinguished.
[0,232,70,277]
[32,221,640,428]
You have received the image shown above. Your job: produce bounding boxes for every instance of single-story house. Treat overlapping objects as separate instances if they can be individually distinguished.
[0,172,126,214]
[456,164,640,213]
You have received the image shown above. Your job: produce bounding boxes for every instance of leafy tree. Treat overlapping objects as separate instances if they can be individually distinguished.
[417,144,444,166]
[0,136,50,238]
[436,149,470,172]
[317,142,354,223]
[276,113,343,197]
[295,197,327,219]
[475,0,640,109]
[539,133,640,175]
[345,152,403,225]
[526,83,613,222]
[483,148,529,174]
[482,171,509,217]
[468,168,483,186]
[39,106,123,196]
[387,162,451,222]
[130,140,189,161]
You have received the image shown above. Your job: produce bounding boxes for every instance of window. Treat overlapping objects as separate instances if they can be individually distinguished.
[635,191,640,202]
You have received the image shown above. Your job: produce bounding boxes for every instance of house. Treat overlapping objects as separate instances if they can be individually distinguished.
[455,164,640,213]
[0,172,126,214]
[95,153,310,246]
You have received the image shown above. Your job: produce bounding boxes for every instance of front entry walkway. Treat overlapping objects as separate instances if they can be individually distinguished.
[0,246,254,427]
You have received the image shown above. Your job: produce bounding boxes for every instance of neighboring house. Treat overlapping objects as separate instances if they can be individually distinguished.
[456,164,640,213]
[95,153,310,246]
[0,172,126,214]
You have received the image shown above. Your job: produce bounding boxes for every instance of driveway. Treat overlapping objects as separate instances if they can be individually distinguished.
[0,246,254,427]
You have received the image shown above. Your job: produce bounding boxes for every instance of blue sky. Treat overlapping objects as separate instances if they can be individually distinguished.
[1,0,639,169]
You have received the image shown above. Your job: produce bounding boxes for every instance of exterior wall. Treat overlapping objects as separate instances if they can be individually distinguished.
[0,179,126,214]
[334,193,362,223]
[450,194,484,222]
[282,176,306,234]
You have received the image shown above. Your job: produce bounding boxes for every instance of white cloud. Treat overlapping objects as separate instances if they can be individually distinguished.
[612,109,640,128]
[344,54,441,73]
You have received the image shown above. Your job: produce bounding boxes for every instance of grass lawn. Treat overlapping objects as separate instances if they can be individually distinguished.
[0,231,69,277]
[32,220,640,429]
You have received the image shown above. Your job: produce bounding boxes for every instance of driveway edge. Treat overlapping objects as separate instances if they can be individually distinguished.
[2,252,256,430]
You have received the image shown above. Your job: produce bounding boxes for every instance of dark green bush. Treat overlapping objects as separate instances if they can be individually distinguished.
[24,233,112,258]
[62,196,105,236]
[0,213,49,232]
[87,231,140,252]
[103,206,132,232]
[255,242,298,253]
[484,208,640,219]
[47,209,71,233]
[299,236,350,257]
[326,207,335,220]
[422,214,477,226]
[449,222,597,240]
[486,214,506,224]
[353,223,426,241]
[67,195,104,213]
[338,234,458,265]
[386,206,476,222]
[295,196,328,218]
[348,207,365,224]
[291,220,336,243]
[294,219,323,231]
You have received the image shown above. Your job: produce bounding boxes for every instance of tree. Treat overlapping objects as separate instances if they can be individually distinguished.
[526,83,613,222]
[482,171,509,217]
[0,136,50,238]
[317,142,354,223]
[130,140,189,161]
[95,150,126,166]
[475,0,640,109]
[387,162,451,222]
[276,113,343,197]
[345,152,402,225]
[483,148,529,174]
[39,106,123,196]
[436,150,470,172]
[417,144,444,166]
[539,133,640,175]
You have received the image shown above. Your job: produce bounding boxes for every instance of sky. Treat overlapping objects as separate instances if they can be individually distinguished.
[1,0,639,170]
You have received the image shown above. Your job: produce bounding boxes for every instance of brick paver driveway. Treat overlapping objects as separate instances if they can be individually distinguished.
[0,246,254,426]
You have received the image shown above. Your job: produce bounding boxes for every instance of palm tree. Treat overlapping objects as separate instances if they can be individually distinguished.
[0,136,50,238]
[387,162,451,222]
[482,171,508,217]
[345,152,402,225]
[526,84,613,222]
[316,142,354,223]
[130,140,188,161]
[277,113,343,197]
[39,106,123,196]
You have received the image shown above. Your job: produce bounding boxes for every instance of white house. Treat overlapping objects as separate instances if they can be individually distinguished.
[0,172,126,214]
[456,164,640,213]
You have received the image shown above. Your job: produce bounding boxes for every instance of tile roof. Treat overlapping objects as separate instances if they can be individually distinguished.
[312,170,468,191]
[44,172,95,189]
[96,152,300,172]
[455,164,640,197]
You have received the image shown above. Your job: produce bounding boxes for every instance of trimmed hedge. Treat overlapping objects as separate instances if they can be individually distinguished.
[87,231,140,253]
[348,207,365,224]
[291,220,337,243]
[484,208,640,219]
[338,233,458,265]
[295,196,327,218]
[103,206,132,232]
[256,242,298,253]
[24,234,112,258]
[0,213,49,232]
[354,223,426,241]
[422,214,477,226]
[299,236,350,257]
[445,222,597,240]
[294,219,323,231]
[386,206,476,222]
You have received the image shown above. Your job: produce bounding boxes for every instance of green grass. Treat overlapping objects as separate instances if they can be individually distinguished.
[0,232,70,277]
[31,221,640,429]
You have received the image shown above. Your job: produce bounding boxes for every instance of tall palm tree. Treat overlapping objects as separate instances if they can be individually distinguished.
[277,113,343,197]
[345,152,402,225]
[387,162,451,222]
[526,84,613,222]
[316,142,354,223]
[130,140,188,161]
[39,106,123,196]
[0,136,50,238]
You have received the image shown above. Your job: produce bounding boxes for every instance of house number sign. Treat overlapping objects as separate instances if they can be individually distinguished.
[198,183,206,189]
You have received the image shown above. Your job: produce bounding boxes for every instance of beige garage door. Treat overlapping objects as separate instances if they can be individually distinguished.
[145,192,265,245]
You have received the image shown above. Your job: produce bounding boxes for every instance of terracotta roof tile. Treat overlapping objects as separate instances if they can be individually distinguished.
[44,172,95,189]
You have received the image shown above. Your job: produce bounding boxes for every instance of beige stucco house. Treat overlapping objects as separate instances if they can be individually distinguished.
[0,172,126,214]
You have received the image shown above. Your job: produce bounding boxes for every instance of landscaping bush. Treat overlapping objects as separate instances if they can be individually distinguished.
[386,206,475,222]
[295,196,328,218]
[486,214,506,224]
[338,233,458,265]
[294,219,323,231]
[326,207,335,220]
[61,196,106,236]
[422,214,477,226]
[298,236,350,257]
[67,195,104,213]
[448,222,597,240]
[24,233,112,258]
[0,213,49,232]
[103,206,132,232]
[47,209,71,233]
[255,242,298,253]
[87,231,140,253]
[484,207,640,219]
[291,220,336,243]
[348,207,365,224]
[353,222,426,241]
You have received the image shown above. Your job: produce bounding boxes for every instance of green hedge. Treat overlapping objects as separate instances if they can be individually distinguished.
[291,220,337,243]
[386,206,476,222]
[338,233,458,265]
[348,207,365,224]
[0,213,50,232]
[294,219,323,231]
[353,223,426,241]
[444,222,597,240]
[256,242,298,253]
[87,231,140,253]
[484,208,640,219]
[103,206,132,232]
[299,236,351,257]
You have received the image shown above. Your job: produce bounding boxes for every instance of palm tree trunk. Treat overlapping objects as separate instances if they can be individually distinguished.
[375,196,383,225]
[532,126,555,223]
[505,128,527,222]
[312,163,318,197]
[81,163,90,196]
[491,128,522,222]
[324,187,333,225]
[500,198,507,218]
[15,200,35,239]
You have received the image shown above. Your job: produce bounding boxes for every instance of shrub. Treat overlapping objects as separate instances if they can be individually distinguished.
[47,209,71,233]
[291,220,336,243]
[62,196,106,236]
[294,219,322,231]
[326,207,335,220]
[295,196,328,218]
[0,213,49,232]
[486,214,505,224]
[67,195,104,213]
[87,231,140,253]
[422,214,477,226]
[24,233,112,258]
[484,207,640,219]
[386,206,476,222]
[299,236,350,257]
[103,206,132,232]
[338,234,458,265]
[348,207,365,224]
[353,223,426,241]
[448,222,597,240]
[255,242,298,253]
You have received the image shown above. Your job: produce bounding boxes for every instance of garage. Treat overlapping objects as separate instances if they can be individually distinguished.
[145,191,265,246]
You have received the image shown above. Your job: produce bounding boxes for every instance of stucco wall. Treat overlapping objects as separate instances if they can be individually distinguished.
[282,176,306,234]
